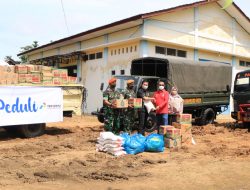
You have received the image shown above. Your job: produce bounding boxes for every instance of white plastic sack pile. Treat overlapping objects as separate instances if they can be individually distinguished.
[96,132,126,156]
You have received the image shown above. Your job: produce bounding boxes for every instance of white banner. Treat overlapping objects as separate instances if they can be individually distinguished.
[0,86,63,126]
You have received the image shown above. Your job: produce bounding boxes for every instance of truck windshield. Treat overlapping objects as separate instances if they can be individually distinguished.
[234,72,250,92]
[115,76,138,92]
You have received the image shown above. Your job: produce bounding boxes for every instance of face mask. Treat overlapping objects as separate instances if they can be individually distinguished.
[159,86,164,90]
[142,85,148,90]
[110,84,116,88]
[128,85,134,89]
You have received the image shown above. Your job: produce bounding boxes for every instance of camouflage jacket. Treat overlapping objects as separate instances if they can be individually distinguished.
[123,88,136,99]
[103,87,120,104]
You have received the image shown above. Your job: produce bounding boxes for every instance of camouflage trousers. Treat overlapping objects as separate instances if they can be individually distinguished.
[123,108,136,133]
[103,107,121,135]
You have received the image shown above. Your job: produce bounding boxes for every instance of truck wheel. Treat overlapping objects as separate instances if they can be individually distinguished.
[200,108,215,125]
[243,122,250,128]
[145,112,158,132]
[98,107,105,123]
[4,126,19,135]
[19,123,46,138]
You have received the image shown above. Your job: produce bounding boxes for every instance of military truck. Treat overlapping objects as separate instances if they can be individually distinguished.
[231,70,250,127]
[93,57,232,131]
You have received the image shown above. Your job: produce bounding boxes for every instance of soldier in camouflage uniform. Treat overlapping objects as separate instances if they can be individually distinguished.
[103,78,121,134]
[123,79,137,133]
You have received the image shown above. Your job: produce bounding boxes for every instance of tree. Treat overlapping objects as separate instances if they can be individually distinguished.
[19,41,39,63]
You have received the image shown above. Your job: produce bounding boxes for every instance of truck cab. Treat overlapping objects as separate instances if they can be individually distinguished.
[231,70,250,127]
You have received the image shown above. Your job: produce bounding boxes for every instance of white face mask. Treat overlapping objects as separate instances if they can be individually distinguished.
[159,86,164,90]
[142,85,148,90]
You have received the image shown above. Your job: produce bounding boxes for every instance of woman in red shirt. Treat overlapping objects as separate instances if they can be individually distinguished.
[153,81,169,132]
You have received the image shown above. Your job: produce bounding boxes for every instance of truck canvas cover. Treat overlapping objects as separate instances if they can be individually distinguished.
[167,58,232,93]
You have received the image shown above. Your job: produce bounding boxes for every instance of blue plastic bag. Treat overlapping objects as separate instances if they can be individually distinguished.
[121,133,146,155]
[120,132,130,146]
[145,134,165,152]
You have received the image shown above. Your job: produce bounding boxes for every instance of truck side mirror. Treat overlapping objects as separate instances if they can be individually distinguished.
[226,85,230,92]
[100,83,104,91]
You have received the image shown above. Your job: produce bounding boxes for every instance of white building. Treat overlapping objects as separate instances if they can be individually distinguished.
[18,0,250,113]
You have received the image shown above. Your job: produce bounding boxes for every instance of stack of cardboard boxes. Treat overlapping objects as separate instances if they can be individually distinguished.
[0,65,77,85]
[160,114,193,149]
[0,65,18,85]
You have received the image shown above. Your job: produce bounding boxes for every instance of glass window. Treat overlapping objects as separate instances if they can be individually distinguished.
[130,46,133,52]
[96,52,103,59]
[126,47,128,53]
[239,60,245,66]
[118,49,120,54]
[120,70,125,75]
[84,54,88,61]
[167,48,176,56]
[122,48,124,54]
[134,46,137,52]
[111,70,115,75]
[246,62,250,67]
[155,46,166,55]
[177,50,187,58]
[89,53,95,60]
[111,50,113,56]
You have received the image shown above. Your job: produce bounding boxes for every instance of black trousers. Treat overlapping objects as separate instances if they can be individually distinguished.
[138,108,148,135]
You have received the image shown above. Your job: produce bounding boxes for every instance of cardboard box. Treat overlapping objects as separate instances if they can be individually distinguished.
[164,138,181,148]
[166,128,181,139]
[113,99,128,108]
[15,65,28,74]
[61,76,68,84]
[25,74,33,83]
[0,80,6,85]
[176,114,192,124]
[42,66,52,72]
[4,66,15,73]
[53,78,62,85]
[181,133,193,145]
[42,72,53,77]
[159,125,174,136]
[52,69,61,77]
[18,74,26,83]
[26,65,42,73]
[172,122,193,145]
[128,98,142,108]
[68,76,77,84]
[43,80,53,85]
[31,74,41,84]
[172,122,192,134]
[60,69,68,77]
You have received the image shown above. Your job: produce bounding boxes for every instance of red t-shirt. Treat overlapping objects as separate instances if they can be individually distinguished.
[153,89,169,114]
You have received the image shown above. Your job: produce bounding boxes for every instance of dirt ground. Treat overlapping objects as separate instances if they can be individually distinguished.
[0,115,249,190]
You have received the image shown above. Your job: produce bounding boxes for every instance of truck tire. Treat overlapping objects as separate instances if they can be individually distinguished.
[98,107,105,123]
[19,123,46,138]
[243,122,250,128]
[145,112,158,132]
[200,108,215,125]
[4,126,19,135]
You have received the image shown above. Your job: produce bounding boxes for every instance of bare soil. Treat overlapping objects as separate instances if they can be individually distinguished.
[0,115,249,190]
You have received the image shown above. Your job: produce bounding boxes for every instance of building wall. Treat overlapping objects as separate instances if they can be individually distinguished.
[147,41,194,60]
[144,8,195,47]
[82,42,140,112]
[23,2,250,114]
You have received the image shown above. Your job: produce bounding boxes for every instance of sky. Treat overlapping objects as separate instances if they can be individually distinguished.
[0,0,248,61]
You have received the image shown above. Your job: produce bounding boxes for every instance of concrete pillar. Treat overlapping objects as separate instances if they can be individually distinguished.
[76,42,82,81]
[139,40,148,57]
[194,7,199,62]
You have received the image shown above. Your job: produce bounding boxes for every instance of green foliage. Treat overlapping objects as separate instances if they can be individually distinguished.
[19,41,39,63]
